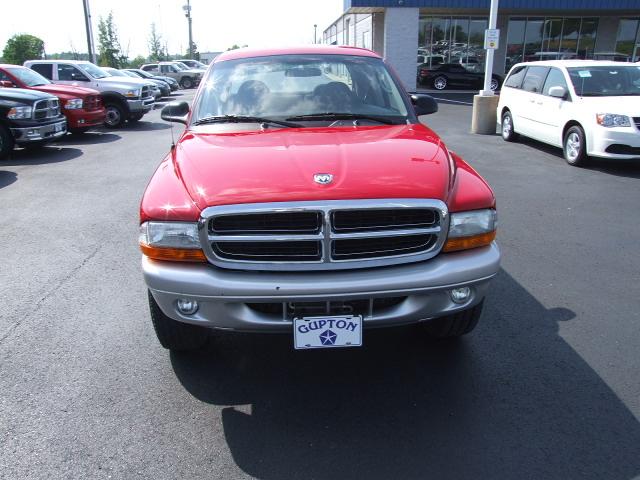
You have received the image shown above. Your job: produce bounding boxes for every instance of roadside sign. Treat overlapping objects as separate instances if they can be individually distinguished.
[484,29,500,50]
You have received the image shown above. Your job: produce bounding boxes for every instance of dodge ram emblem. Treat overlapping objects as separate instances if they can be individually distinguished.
[314,173,333,185]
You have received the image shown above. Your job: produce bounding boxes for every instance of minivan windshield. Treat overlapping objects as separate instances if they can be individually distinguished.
[77,62,110,79]
[567,66,640,96]
[7,67,50,86]
[195,54,409,126]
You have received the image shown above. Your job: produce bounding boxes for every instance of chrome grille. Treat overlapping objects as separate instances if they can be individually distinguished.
[141,86,151,99]
[199,199,449,271]
[33,98,60,120]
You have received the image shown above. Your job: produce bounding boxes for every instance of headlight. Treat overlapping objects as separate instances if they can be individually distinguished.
[139,221,206,262]
[443,209,497,253]
[7,106,32,119]
[64,98,83,110]
[124,89,141,98]
[596,113,631,127]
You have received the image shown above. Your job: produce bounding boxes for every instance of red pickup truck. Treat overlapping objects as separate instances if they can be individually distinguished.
[0,64,105,134]
[139,46,500,352]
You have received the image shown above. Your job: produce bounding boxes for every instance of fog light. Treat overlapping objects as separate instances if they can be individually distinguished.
[450,287,472,304]
[177,298,199,315]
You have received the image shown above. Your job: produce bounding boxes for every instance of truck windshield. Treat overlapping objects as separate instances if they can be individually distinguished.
[77,63,110,79]
[195,54,409,125]
[7,67,50,86]
[567,66,640,96]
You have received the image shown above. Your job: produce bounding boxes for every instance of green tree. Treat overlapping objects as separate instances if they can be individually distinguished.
[97,12,126,67]
[226,44,248,51]
[148,23,165,62]
[126,55,148,69]
[2,34,45,65]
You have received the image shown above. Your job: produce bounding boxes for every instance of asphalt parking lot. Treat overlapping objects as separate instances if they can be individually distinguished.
[1,91,640,479]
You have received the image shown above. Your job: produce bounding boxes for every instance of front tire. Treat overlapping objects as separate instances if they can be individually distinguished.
[148,291,209,351]
[180,76,194,89]
[104,103,126,128]
[501,110,518,142]
[422,301,484,338]
[433,76,448,90]
[563,125,588,167]
[0,125,15,159]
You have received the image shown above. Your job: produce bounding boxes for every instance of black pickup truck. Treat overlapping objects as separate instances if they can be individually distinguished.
[0,86,67,159]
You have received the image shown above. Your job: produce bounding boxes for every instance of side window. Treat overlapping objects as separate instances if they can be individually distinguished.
[522,66,550,93]
[160,65,168,73]
[0,70,11,82]
[504,66,527,88]
[542,68,569,96]
[31,63,53,79]
[57,64,88,81]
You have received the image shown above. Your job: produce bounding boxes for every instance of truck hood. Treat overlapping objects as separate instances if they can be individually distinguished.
[31,83,99,98]
[0,87,54,103]
[174,124,451,210]
[97,76,151,89]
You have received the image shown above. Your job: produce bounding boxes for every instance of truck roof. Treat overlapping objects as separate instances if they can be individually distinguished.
[215,45,381,63]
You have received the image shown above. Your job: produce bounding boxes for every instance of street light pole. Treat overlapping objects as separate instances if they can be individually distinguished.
[481,0,499,96]
[314,24,318,44]
[183,0,193,58]
[82,0,96,64]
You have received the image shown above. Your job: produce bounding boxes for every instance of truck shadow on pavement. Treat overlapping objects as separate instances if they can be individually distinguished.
[54,132,121,146]
[0,170,17,189]
[170,269,640,480]
[1,146,83,166]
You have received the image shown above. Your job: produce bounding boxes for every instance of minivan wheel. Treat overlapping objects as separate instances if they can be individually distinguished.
[433,76,447,90]
[563,125,588,166]
[104,103,125,128]
[422,301,484,338]
[501,110,518,142]
[0,125,14,160]
[180,77,194,89]
[148,291,209,351]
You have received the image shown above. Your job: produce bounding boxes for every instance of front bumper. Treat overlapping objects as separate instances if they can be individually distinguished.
[11,120,67,143]
[65,108,106,129]
[589,127,640,159]
[144,242,501,332]
[127,96,155,114]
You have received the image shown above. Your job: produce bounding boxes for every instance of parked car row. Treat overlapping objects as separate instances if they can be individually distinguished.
[0,59,206,159]
[417,63,503,91]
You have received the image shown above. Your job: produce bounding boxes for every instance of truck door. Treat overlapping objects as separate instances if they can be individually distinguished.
[56,64,91,87]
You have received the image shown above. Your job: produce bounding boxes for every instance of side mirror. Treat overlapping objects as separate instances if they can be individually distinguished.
[548,86,567,99]
[411,94,438,116]
[0,80,14,88]
[161,101,189,124]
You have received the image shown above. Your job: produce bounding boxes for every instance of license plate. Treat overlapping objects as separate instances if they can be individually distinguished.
[293,315,362,350]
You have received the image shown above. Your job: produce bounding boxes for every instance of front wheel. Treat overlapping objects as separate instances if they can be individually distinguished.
[0,125,15,159]
[563,125,588,167]
[433,76,448,90]
[422,301,484,338]
[148,291,209,351]
[104,103,126,128]
[180,77,194,89]
[501,111,518,142]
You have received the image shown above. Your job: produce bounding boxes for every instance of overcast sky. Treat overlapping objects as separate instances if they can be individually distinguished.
[0,0,344,58]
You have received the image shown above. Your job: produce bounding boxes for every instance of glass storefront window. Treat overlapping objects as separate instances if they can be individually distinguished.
[418,16,488,69]
[506,17,599,71]
[615,19,640,61]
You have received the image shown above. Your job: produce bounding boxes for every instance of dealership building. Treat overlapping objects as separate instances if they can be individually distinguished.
[323,0,640,90]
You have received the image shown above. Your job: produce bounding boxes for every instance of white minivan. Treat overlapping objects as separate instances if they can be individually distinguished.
[497,61,640,166]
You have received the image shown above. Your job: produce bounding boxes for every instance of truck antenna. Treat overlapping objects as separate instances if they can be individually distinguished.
[169,104,176,149]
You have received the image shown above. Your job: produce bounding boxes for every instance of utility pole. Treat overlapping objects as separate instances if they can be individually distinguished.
[82,0,97,63]
[314,24,318,44]
[183,0,193,58]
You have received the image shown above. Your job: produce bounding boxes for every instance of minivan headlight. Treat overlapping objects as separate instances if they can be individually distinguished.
[443,209,497,252]
[139,221,206,262]
[596,113,631,128]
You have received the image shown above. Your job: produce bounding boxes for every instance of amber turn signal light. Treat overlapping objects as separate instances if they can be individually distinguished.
[140,244,207,262]
[443,230,496,253]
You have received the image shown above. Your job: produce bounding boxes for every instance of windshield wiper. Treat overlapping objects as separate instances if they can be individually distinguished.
[286,112,396,125]
[193,115,303,128]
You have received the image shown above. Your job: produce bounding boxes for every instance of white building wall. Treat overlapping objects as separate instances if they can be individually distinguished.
[383,7,419,91]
